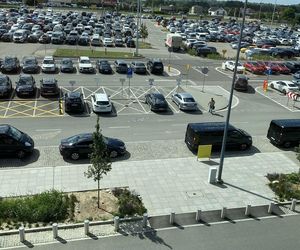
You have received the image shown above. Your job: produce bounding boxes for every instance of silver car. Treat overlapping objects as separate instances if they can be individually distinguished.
[171,92,197,111]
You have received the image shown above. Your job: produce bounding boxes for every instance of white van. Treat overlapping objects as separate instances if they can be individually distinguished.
[91,93,112,113]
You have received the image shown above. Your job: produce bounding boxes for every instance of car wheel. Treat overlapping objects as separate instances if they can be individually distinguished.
[282,90,286,95]
[240,143,248,150]
[17,150,26,159]
[283,141,291,148]
[70,152,80,160]
[110,150,118,158]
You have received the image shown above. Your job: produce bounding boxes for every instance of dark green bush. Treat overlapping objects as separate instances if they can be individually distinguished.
[0,190,73,223]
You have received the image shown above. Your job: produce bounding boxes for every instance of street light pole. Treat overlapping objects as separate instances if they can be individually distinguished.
[135,0,140,56]
[217,0,248,183]
[271,0,277,27]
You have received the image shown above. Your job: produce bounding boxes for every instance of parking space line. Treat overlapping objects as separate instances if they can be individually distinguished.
[129,88,148,113]
[33,90,38,117]
[165,86,178,98]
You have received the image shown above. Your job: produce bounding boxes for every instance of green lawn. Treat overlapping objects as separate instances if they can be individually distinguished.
[139,42,152,49]
[53,49,143,59]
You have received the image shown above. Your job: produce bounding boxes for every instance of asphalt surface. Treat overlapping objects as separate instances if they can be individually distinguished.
[14,215,300,250]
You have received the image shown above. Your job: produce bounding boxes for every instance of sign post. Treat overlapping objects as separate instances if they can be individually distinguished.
[176,76,182,93]
[127,67,133,98]
[148,78,154,90]
[69,80,76,91]
[168,47,172,71]
[185,64,190,87]
[201,67,209,92]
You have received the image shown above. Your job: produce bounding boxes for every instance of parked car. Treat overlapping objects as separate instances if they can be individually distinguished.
[145,92,168,112]
[40,78,59,97]
[22,56,39,74]
[38,34,51,44]
[234,74,249,92]
[41,56,57,73]
[270,48,295,58]
[59,133,126,160]
[273,63,291,74]
[78,56,94,73]
[15,74,36,97]
[196,46,217,57]
[0,124,34,159]
[268,80,299,95]
[1,56,20,73]
[0,75,12,98]
[224,61,245,73]
[91,93,112,113]
[126,38,135,48]
[284,61,300,73]
[114,60,128,74]
[171,92,197,111]
[64,92,85,113]
[103,37,114,47]
[97,60,112,74]
[243,61,265,74]
[147,59,164,75]
[60,58,75,73]
[131,61,147,74]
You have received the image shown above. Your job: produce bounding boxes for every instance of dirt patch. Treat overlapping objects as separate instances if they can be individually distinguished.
[72,189,119,222]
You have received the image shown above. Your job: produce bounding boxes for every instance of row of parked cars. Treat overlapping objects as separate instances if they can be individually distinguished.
[0,8,140,48]
[0,56,165,75]
[0,124,126,160]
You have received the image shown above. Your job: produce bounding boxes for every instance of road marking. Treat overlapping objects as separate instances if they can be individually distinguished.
[35,129,61,132]
[192,66,208,76]
[108,126,130,129]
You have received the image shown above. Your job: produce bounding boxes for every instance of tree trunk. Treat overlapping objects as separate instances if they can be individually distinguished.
[97,179,100,209]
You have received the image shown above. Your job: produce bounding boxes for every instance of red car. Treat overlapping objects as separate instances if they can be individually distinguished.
[274,63,291,74]
[260,62,281,74]
[243,61,265,74]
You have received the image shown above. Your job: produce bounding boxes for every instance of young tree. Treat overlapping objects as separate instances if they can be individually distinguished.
[140,23,149,42]
[84,117,112,209]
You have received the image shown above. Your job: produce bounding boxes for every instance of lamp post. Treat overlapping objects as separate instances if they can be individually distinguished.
[135,0,141,56]
[217,0,248,183]
[271,0,277,27]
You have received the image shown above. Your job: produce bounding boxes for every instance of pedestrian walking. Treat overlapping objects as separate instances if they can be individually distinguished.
[208,98,215,114]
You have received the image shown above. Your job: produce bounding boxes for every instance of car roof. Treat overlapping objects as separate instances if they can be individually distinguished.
[44,56,53,60]
[66,92,82,98]
[94,93,109,100]
[80,56,90,60]
[42,78,56,83]
[188,122,235,132]
[271,119,300,128]
[177,92,194,98]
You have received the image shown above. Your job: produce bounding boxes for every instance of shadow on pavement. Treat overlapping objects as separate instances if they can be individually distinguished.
[22,240,34,248]
[0,149,40,168]
[87,232,98,240]
[56,236,67,244]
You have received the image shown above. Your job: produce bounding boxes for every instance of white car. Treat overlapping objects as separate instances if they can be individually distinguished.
[103,37,114,47]
[224,61,245,73]
[91,93,112,113]
[41,56,56,73]
[78,56,94,73]
[269,80,299,95]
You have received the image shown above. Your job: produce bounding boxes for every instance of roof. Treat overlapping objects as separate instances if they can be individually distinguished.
[79,56,90,60]
[271,119,300,128]
[188,122,235,132]
[178,92,194,98]
[94,93,109,100]
[44,56,53,59]
[0,124,9,134]
[208,7,224,12]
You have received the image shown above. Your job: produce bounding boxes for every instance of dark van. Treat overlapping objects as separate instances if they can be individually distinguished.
[267,119,300,148]
[234,75,249,92]
[0,124,34,158]
[185,122,252,152]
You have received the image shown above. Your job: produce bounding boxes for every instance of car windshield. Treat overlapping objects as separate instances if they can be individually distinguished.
[5,58,14,64]
[66,135,80,144]
[44,60,54,64]
[136,63,145,67]
[24,59,36,64]
[62,60,71,65]
[184,98,195,102]
[0,77,8,85]
[80,60,90,64]
[8,126,22,141]
[288,83,297,87]
[19,76,33,85]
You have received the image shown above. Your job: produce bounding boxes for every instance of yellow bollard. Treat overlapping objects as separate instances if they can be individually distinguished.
[59,98,63,115]
[168,64,171,72]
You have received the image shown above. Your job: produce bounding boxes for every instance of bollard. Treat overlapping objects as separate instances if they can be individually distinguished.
[142,213,148,228]
[291,199,297,211]
[114,216,120,232]
[245,205,251,216]
[195,209,201,222]
[268,202,274,214]
[208,167,217,184]
[19,226,25,242]
[52,223,58,239]
[84,219,89,235]
[168,64,171,72]
[221,207,227,219]
[169,212,175,225]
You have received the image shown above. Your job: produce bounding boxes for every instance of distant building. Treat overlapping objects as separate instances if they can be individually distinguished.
[189,5,203,16]
[208,7,227,17]
[239,8,255,17]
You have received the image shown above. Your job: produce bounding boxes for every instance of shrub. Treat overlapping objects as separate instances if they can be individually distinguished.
[207,53,223,60]
[187,48,197,56]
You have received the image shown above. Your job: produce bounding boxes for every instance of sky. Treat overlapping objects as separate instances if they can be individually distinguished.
[247,0,299,6]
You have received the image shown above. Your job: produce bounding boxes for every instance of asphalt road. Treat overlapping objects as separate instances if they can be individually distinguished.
[16,215,300,250]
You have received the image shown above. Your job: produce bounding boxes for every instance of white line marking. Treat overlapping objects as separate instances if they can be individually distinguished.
[192,66,208,76]
[108,126,130,129]
[35,129,61,132]
[32,89,38,117]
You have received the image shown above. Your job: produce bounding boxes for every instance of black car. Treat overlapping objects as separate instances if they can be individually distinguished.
[196,46,217,57]
[1,32,13,42]
[40,78,60,97]
[22,56,39,74]
[97,60,113,74]
[60,58,75,73]
[270,48,295,58]
[15,74,36,97]
[284,61,300,74]
[0,75,12,98]
[147,59,164,75]
[27,34,39,43]
[234,74,249,92]
[65,34,78,45]
[126,39,135,48]
[131,61,147,74]
[78,36,90,46]
[1,56,20,73]
[114,60,128,74]
[145,92,168,112]
[59,133,126,160]
[0,124,34,159]
[64,92,85,113]
[38,34,51,44]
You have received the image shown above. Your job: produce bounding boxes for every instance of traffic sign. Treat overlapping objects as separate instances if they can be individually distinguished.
[127,67,133,78]
[148,78,154,86]
[266,69,272,75]
[201,67,209,75]
[69,80,76,86]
